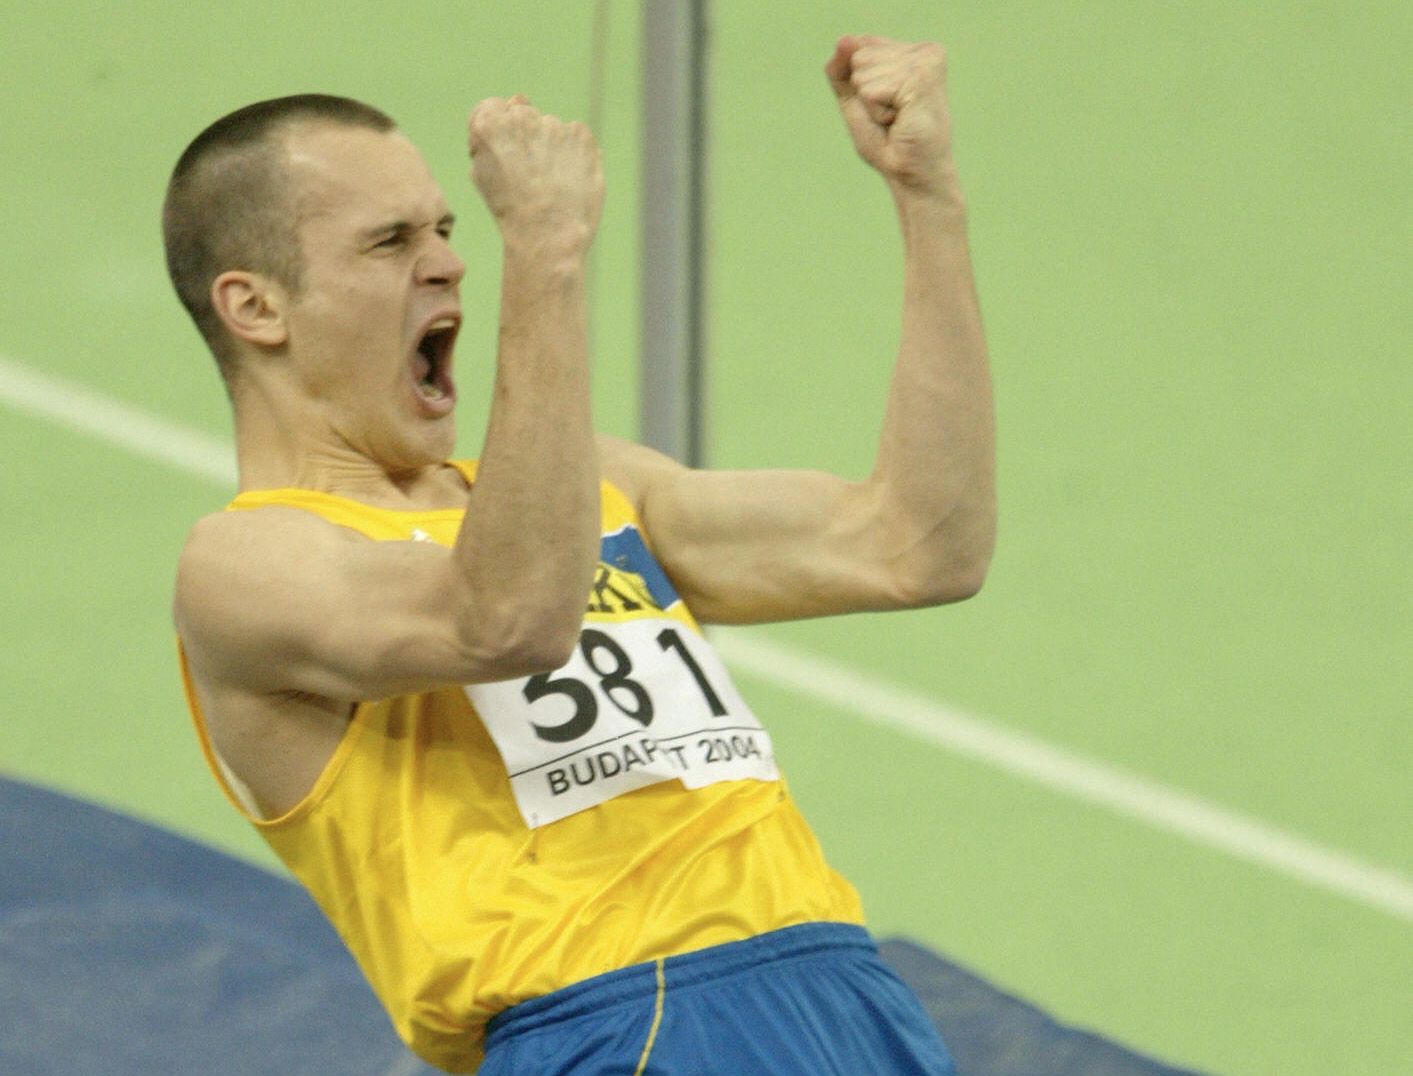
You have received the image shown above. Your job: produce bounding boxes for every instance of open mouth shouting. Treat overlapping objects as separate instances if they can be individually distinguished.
[410,312,460,413]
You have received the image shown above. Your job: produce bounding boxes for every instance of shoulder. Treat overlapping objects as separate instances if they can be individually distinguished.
[596,434,687,513]
[174,506,363,678]
[177,505,360,593]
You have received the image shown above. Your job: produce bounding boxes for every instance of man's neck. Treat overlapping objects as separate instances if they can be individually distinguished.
[231,405,468,510]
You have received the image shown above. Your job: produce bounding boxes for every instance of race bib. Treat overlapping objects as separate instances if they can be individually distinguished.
[465,618,778,828]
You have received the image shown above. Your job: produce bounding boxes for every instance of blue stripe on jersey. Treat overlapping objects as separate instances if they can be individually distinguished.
[601,526,681,610]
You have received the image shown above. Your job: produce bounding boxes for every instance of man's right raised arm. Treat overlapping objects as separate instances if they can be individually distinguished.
[175,97,604,703]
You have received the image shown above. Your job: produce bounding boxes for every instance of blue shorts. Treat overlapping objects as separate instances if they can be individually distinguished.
[481,922,956,1075]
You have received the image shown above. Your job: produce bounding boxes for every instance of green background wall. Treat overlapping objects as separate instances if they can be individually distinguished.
[1,3,1407,1072]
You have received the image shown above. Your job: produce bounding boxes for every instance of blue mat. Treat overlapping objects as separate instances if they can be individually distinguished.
[0,776,1201,1074]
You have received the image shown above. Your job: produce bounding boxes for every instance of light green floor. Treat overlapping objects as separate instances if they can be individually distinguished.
[1,3,1408,1073]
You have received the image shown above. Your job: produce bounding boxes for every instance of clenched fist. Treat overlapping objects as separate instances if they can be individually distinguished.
[826,36,955,193]
[468,95,604,250]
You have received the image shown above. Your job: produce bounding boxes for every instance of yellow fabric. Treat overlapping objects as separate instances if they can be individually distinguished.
[180,461,864,1074]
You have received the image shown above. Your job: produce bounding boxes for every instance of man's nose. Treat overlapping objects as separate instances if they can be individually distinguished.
[419,236,466,287]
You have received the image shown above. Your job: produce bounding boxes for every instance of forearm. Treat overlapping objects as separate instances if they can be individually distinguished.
[869,176,996,592]
[453,239,600,663]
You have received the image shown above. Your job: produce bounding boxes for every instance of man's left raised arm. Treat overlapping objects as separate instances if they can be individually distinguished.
[844,34,996,603]
[603,35,994,624]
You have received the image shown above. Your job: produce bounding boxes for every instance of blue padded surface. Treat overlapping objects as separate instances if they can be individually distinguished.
[0,775,1202,1075]
[879,938,1204,1075]
[0,775,439,1076]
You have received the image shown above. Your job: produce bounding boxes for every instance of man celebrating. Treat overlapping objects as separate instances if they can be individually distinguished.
[169,34,992,1075]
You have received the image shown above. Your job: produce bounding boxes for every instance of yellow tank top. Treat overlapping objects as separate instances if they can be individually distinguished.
[180,461,864,1073]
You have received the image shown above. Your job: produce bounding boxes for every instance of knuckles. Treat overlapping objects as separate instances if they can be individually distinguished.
[469,98,597,152]
[849,40,947,83]
[465,95,603,225]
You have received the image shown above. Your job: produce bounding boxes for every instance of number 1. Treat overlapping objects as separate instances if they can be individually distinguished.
[656,628,729,717]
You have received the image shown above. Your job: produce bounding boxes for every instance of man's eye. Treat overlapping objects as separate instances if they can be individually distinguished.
[375,235,404,249]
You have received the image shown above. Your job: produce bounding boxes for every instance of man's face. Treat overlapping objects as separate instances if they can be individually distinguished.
[278,123,465,471]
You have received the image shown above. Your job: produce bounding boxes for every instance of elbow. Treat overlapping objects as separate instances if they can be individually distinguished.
[444,553,599,681]
[867,486,996,610]
[514,618,582,676]
[495,638,579,680]
[460,602,583,680]
[950,556,991,601]
[887,520,995,608]
[893,553,990,608]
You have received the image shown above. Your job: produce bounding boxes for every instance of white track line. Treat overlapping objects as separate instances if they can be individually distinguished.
[0,355,237,484]
[714,633,1412,921]
[4,351,1410,923]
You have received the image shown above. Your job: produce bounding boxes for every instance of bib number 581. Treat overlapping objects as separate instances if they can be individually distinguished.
[525,627,728,743]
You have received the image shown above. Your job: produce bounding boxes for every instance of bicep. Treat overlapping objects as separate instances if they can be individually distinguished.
[621,455,911,623]
[600,428,989,623]
[175,511,521,703]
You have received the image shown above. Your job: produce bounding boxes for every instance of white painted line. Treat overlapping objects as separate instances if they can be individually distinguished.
[0,354,236,485]
[3,351,1410,922]
[714,633,1413,922]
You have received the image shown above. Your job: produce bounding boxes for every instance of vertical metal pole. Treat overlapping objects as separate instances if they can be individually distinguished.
[639,0,709,467]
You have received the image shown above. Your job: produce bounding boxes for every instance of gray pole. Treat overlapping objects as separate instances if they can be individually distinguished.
[639,0,709,467]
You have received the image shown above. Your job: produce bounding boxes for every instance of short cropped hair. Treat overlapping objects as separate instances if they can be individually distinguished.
[162,94,395,372]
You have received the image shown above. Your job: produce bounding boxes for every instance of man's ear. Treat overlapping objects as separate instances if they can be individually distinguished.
[211,270,289,349]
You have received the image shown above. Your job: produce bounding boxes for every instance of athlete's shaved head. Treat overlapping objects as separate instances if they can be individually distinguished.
[162,94,396,373]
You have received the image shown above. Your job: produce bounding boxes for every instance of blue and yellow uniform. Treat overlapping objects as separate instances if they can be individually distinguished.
[180,461,951,1074]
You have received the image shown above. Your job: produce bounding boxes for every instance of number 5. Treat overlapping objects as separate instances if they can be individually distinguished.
[524,672,598,743]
